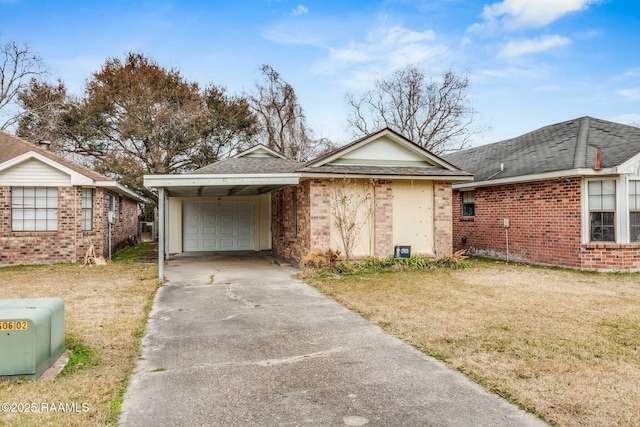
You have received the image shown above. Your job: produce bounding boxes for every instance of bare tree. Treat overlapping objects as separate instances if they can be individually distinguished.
[347,65,483,154]
[250,64,335,161]
[0,39,46,130]
[329,178,374,262]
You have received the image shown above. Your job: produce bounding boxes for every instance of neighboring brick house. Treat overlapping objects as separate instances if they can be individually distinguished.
[144,128,472,272]
[0,131,146,266]
[443,117,640,271]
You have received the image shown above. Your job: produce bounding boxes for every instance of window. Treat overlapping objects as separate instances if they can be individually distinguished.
[629,180,640,242]
[11,187,58,231]
[588,180,616,242]
[462,191,475,216]
[82,188,93,231]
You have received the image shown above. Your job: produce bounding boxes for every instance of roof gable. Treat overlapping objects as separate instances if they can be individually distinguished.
[0,130,146,202]
[0,154,90,186]
[306,128,459,171]
[234,144,286,159]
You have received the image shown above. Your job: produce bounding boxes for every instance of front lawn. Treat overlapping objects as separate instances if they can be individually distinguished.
[306,259,640,427]
[0,249,160,426]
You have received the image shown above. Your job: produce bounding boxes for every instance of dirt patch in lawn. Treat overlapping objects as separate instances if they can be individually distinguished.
[0,259,160,426]
[307,260,640,427]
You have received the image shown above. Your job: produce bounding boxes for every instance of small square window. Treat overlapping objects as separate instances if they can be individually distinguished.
[462,191,475,217]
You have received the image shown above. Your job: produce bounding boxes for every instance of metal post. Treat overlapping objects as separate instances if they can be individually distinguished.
[158,188,165,280]
[165,196,170,261]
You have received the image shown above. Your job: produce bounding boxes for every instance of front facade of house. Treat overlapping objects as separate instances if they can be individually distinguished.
[444,117,640,271]
[0,131,145,266]
[145,129,472,274]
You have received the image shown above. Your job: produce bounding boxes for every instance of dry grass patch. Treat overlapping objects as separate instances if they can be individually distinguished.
[307,260,640,427]
[0,259,160,426]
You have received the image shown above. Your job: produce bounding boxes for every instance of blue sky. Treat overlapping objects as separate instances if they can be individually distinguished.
[1,0,639,147]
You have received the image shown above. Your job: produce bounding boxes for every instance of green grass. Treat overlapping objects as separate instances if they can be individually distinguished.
[111,242,156,262]
[60,337,95,377]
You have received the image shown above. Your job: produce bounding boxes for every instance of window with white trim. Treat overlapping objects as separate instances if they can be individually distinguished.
[588,180,616,242]
[11,187,58,231]
[82,188,93,231]
[462,191,475,216]
[629,180,640,242]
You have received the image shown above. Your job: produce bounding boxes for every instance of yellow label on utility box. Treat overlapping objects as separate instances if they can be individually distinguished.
[0,320,28,331]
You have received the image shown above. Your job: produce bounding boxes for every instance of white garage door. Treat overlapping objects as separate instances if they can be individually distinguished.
[183,201,255,251]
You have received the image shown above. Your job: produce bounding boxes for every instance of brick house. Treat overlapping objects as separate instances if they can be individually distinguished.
[0,131,146,266]
[443,117,640,271]
[144,128,472,274]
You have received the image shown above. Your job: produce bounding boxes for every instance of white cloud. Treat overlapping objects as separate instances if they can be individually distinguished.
[499,34,571,57]
[325,25,441,70]
[617,87,640,101]
[292,4,308,16]
[478,0,599,30]
[611,114,640,126]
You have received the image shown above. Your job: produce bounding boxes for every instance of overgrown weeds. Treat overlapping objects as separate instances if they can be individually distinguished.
[300,248,472,277]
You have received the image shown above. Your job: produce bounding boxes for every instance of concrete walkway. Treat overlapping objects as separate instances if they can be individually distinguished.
[119,253,546,427]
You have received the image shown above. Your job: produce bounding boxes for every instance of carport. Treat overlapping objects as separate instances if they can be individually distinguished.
[143,145,302,279]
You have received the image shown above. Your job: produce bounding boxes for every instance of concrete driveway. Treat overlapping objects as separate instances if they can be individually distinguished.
[119,253,546,427]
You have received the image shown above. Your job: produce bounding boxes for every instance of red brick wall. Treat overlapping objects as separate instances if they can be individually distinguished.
[271,182,311,262]
[0,186,139,266]
[580,243,640,270]
[453,177,640,271]
[452,178,583,267]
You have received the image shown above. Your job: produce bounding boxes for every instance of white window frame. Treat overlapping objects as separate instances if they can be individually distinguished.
[583,178,619,243]
[82,188,94,231]
[629,179,640,243]
[11,187,59,231]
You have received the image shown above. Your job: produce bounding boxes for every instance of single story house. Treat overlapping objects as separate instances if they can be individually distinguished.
[0,130,146,266]
[144,128,473,277]
[443,116,640,271]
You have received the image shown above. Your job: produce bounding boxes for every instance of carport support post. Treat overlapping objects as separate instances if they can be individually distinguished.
[158,187,165,280]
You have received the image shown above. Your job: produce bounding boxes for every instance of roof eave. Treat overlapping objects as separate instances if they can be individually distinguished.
[299,172,474,182]
[144,173,300,188]
[94,181,148,203]
[452,167,619,189]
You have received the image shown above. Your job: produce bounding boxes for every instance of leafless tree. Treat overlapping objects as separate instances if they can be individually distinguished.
[329,178,374,262]
[250,64,336,161]
[0,39,46,130]
[347,65,483,154]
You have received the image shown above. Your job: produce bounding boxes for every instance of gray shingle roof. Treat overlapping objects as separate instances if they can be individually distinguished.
[192,157,305,174]
[442,117,640,182]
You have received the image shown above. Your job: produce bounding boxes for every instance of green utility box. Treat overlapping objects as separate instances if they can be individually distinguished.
[0,298,65,380]
[0,308,52,379]
[0,298,65,361]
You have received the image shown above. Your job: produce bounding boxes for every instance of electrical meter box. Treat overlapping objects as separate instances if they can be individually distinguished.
[0,298,64,380]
